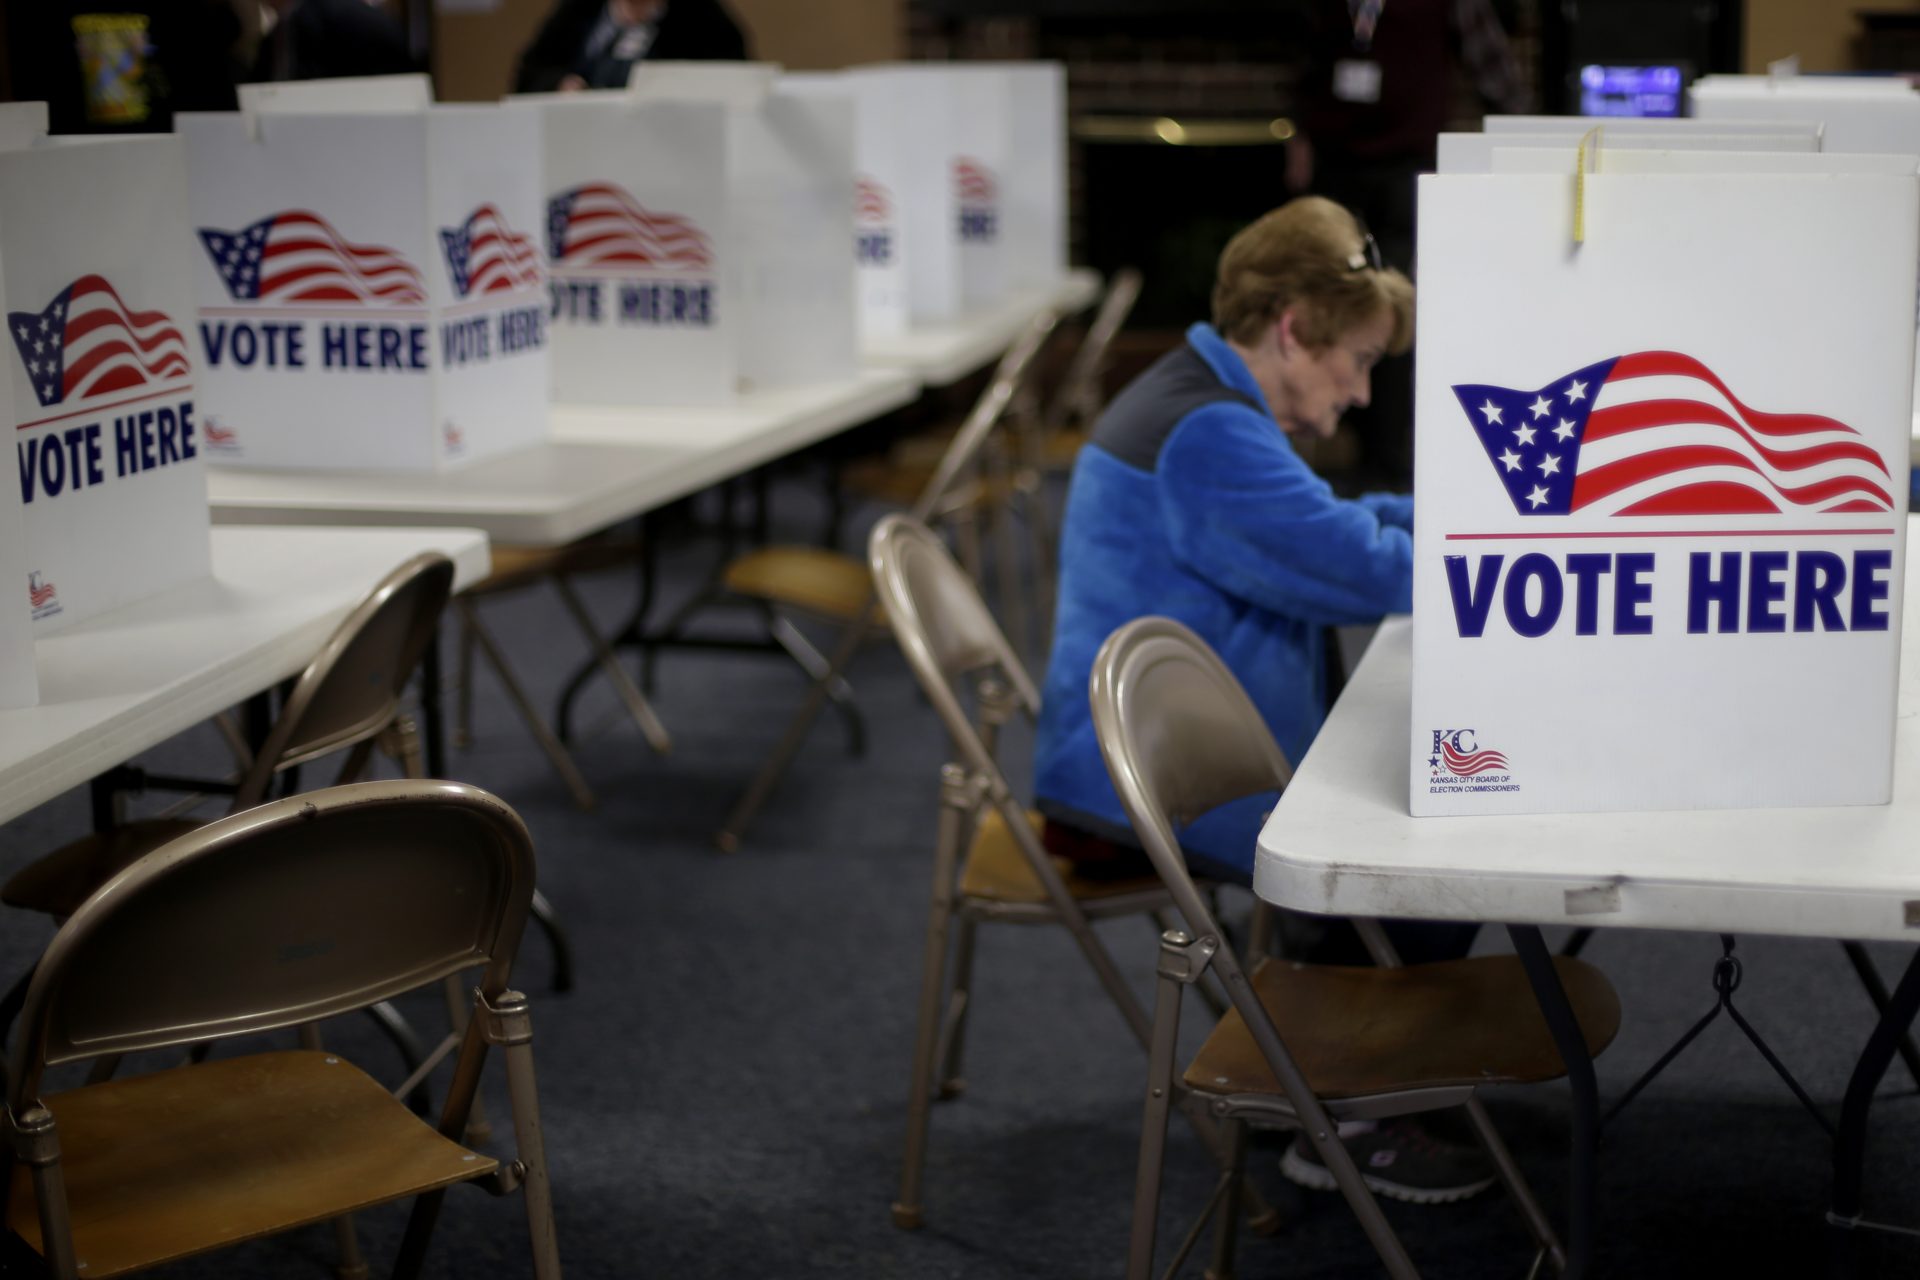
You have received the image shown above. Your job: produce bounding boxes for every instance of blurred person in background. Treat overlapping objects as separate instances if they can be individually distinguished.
[251,0,413,81]
[1284,0,1528,489]
[515,0,748,94]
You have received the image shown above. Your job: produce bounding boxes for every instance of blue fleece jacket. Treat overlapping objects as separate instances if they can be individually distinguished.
[1033,323,1413,879]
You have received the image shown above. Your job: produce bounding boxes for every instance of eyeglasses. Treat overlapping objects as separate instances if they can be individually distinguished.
[1348,228,1383,273]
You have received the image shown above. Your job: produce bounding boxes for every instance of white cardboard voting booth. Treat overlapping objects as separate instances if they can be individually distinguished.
[0,102,48,150]
[782,71,912,342]
[832,62,1064,319]
[1,133,210,634]
[0,260,36,709]
[515,92,733,405]
[1437,128,1818,173]
[628,63,857,392]
[178,104,550,471]
[840,66,966,325]
[1689,79,1920,155]
[237,74,433,113]
[1410,168,1918,816]
[975,62,1067,292]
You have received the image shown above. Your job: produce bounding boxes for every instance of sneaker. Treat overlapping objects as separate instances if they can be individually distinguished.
[1279,1118,1497,1205]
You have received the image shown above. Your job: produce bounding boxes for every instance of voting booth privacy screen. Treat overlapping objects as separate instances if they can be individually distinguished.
[523,94,733,405]
[627,64,857,392]
[2,135,210,635]
[0,271,36,709]
[843,66,965,325]
[1411,170,1918,816]
[178,105,550,472]
[782,71,912,343]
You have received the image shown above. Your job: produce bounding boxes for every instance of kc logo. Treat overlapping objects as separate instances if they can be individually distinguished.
[27,571,60,621]
[1429,729,1509,777]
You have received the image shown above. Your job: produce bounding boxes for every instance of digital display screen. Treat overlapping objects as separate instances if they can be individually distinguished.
[1578,65,1684,118]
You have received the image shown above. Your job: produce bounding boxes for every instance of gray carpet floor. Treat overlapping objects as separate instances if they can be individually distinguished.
[2,481,1918,1278]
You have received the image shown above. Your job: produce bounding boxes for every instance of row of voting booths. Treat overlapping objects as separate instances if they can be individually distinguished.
[0,64,1068,711]
[1413,82,1920,821]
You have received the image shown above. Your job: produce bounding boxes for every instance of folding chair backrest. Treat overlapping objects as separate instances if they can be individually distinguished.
[1089,616,1294,938]
[235,552,456,809]
[1046,268,1143,433]
[869,513,1039,779]
[8,779,534,1105]
[908,309,1061,524]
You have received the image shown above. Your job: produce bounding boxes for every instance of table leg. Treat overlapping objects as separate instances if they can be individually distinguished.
[1508,924,1597,1280]
[1827,947,1920,1278]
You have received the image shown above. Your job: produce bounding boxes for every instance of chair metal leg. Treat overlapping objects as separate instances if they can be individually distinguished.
[934,916,978,1100]
[18,1109,81,1280]
[457,599,597,810]
[985,445,1030,656]
[551,572,672,755]
[495,993,563,1280]
[893,765,968,1231]
[715,605,872,852]
[1464,1094,1567,1273]
[766,612,865,757]
[1127,930,1192,1280]
[1205,1117,1249,1280]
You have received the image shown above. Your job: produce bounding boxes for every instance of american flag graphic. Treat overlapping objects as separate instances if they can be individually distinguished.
[197,210,426,306]
[855,176,892,227]
[440,204,542,298]
[8,275,190,409]
[1439,739,1509,776]
[545,182,711,271]
[1453,352,1894,517]
[954,158,995,204]
[27,574,55,610]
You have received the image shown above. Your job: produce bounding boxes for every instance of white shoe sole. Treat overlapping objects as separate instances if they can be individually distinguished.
[1279,1146,1497,1206]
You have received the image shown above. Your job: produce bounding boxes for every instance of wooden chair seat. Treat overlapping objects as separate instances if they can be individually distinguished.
[6,1050,495,1279]
[0,819,201,919]
[959,807,1163,905]
[841,456,936,509]
[721,545,876,623]
[1184,954,1621,1102]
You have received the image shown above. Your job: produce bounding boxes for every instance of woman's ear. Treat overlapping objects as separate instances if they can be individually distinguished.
[1274,306,1300,357]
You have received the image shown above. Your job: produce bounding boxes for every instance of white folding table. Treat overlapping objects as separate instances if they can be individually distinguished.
[865,270,1102,386]
[0,524,490,828]
[1254,528,1920,1277]
[206,368,921,545]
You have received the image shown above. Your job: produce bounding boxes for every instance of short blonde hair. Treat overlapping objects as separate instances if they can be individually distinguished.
[1211,196,1414,355]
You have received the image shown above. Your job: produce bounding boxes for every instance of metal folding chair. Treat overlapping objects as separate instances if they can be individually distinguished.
[1,778,559,1280]
[707,309,1062,851]
[1090,616,1624,1280]
[2,551,456,921]
[0,553,572,1069]
[869,514,1274,1234]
